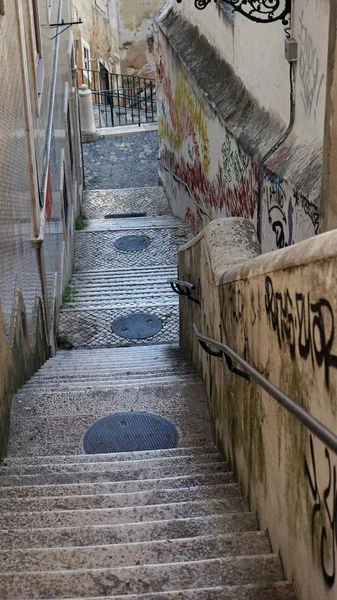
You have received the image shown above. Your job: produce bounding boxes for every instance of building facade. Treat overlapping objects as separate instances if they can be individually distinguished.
[155,0,331,252]
[74,0,163,83]
[0,0,82,456]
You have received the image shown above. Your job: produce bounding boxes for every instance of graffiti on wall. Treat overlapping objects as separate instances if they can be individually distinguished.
[298,11,325,121]
[265,276,337,388]
[158,61,258,233]
[221,135,249,185]
[305,434,337,587]
[158,36,318,247]
[263,168,319,250]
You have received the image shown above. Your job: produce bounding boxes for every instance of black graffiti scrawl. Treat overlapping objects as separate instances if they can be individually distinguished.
[265,277,337,388]
[305,435,337,587]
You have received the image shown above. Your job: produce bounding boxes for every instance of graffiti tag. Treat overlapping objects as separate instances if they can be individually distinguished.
[305,435,337,587]
[265,276,337,388]
[298,12,325,120]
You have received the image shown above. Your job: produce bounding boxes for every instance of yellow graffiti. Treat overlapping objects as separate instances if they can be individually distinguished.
[160,73,210,175]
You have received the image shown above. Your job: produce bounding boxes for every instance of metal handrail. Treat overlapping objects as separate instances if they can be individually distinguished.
[158,162,213,221]
[168,279,200,305]
[193,324,337,455]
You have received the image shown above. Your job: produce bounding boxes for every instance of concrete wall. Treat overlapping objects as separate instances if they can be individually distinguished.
[178,218,337,600]
[0,0,81,457]
[156,2,328,252]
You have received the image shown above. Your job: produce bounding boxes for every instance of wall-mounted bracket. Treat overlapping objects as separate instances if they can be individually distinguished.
[193,324,250,381]
[168,280,201,306]
[176,0,290,27]
[49,20,83,40]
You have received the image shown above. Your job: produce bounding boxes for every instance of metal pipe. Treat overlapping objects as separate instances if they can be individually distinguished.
[193,324,337,456]
[257,61,295,242]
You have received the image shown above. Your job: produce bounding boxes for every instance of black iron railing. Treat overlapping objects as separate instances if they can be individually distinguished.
[193,324,337,455]
[78,68,157,128]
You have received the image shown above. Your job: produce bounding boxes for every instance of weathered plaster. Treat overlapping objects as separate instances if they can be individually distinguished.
[0,296,48,458]
[156,9,321,252]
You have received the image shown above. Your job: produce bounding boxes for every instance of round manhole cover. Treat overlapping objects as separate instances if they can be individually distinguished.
[111,313,162,340]
[114,234,151,252]
[83,411,178,454]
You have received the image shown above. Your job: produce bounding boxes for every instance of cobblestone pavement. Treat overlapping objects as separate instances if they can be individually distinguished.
[83,132,158,190]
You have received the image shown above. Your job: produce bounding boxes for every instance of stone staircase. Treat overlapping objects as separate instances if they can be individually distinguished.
[0,185,297,599]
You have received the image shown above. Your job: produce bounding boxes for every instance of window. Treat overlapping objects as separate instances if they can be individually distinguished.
[81,38,92,82]
[32,0,44,97]
[83,46,90,71]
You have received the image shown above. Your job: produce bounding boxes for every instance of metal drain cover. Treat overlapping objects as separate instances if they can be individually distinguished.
[105,212,147,219]
[111,312,162,339]
[114,234,150,252]
[83,411,178,454]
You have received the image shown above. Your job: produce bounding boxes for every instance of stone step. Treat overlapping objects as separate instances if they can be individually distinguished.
[83,216,187,231]
[47,582,296,600]
[15,377,199,396]
[58,304,179,348]
[37,360,187,373]
[74,227,189,271]
[0,555,284,598]
[0,497,249,530]
[63,268,178,309]
[53,343,179,358]
[2,445,218,465]
[20,374,198,391]
[0,532,270,573]
[6,432,214,460]
[10,381,208,417]
[0,453,223,476]
[32,362,193,376]
[0,471,234,499]
[0,483,240,512]
[0,460,229,486]
[82,187,170,220]
[0,513,259,550]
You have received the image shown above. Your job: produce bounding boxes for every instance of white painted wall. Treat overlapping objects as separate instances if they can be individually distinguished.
[174,0,330,143]
[293,0,329,140]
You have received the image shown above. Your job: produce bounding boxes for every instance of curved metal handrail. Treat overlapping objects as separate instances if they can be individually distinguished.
[193,323,337,455]
[168,279,200,305]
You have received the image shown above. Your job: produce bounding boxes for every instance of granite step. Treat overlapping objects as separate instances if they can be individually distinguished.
[0,497,249,529]
[10,382,209,419]
[0,483,241,512]
[0,453,223,476]
[82,187,170,220]
[0,471,234,499]
[0,555,285,599]
[49,582,297,600]
[19,374,199,391]
[2,445,219,466]
[0,531,270,572]
[6,434,214,459]
[0,513,260,549]
[0,460,228,486]
[26,365,195,380]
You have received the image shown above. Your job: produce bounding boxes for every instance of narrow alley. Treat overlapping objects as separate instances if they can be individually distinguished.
[0,132,295,598]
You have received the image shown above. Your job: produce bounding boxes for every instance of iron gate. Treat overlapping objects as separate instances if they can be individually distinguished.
[78,68,157,128]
